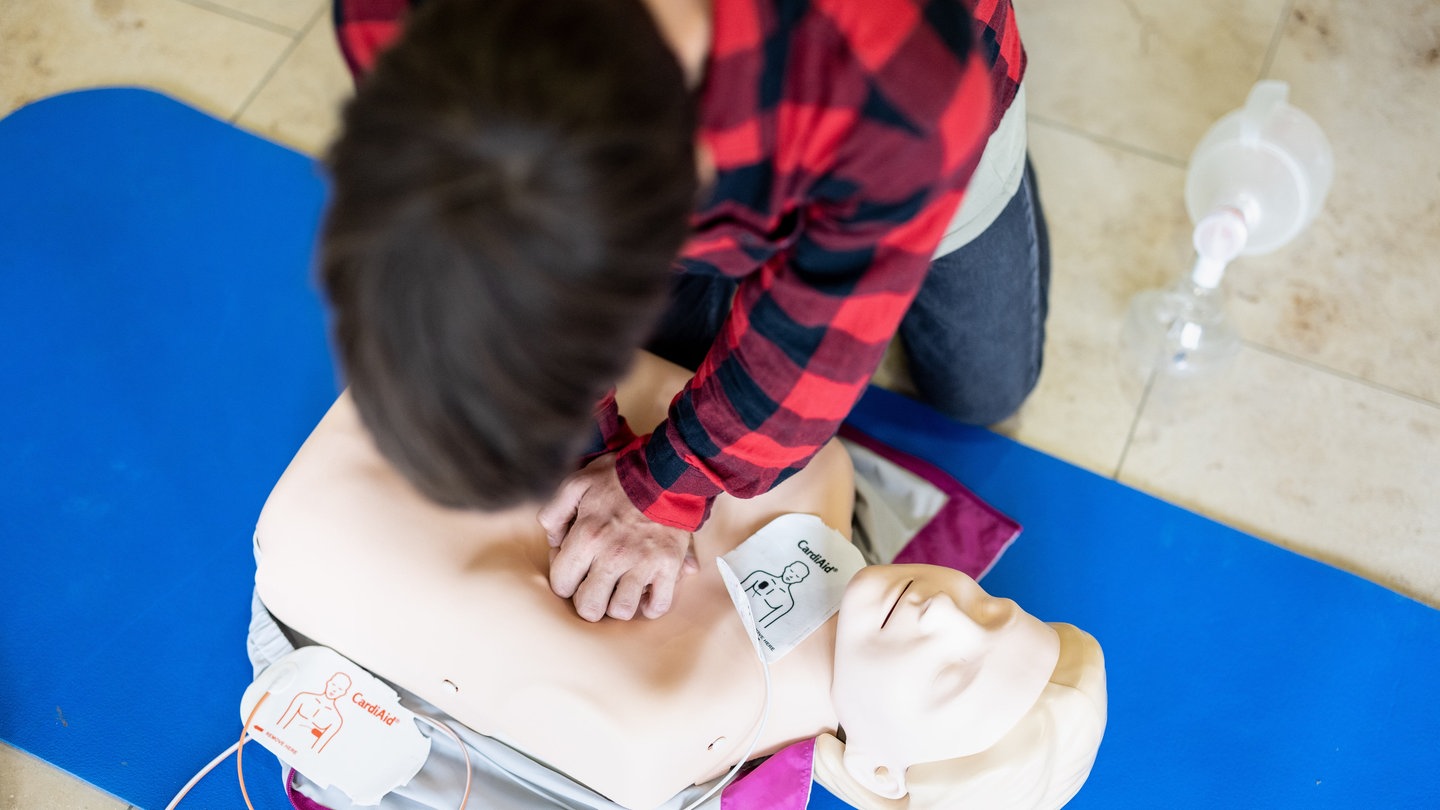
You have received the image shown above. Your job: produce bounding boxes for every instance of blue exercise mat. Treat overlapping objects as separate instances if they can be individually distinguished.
[1,89,335,810]
[4,88,1439,810]
[845,389,1440,809]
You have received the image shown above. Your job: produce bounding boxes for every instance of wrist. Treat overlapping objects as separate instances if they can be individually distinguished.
[615,437,712,531]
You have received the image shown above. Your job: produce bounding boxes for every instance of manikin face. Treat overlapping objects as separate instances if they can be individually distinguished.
[831,564,1061,791]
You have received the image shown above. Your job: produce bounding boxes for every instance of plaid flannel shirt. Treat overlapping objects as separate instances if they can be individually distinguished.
[336,0,1025,531]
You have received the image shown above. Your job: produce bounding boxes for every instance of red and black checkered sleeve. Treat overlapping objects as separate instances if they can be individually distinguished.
[614,2,997,531]
[332,0,411,80]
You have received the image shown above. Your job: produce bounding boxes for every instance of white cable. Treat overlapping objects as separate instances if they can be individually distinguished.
[163,741,241,810]
[679,647,773,810]
[416,713,475,810]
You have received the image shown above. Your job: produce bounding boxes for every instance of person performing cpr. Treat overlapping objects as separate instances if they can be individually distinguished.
[321,0,1048,621]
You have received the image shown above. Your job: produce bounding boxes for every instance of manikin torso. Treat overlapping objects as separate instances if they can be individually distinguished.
[254,356,854,810]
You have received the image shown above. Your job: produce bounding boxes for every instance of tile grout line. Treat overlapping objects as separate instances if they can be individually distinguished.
[1113,366,1158,481]
[1258,0,1298,80]
[1241,340,1440,411]
[229,2,329,124]
[173,0,298,37]
[1027,114,1188,169]
[1111,340,1440,484]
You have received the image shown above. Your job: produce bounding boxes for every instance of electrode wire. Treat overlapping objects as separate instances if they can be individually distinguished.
[679,635,773,810]
[162,691,268,810]
[162,740,242,810]
[236,691,268,810]
[416,712,475,809]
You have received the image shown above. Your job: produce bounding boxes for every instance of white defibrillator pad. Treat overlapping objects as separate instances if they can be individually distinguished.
[717,513,865,663]
[240,645,431,805]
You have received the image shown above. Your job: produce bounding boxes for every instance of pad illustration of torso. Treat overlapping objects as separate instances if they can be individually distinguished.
[741,561,810,628]
[278,672,351,753]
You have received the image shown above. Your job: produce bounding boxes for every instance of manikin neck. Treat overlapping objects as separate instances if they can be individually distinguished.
[811,734,905,810]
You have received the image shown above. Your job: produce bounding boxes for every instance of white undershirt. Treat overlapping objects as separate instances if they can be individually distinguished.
[933,83,1029,258]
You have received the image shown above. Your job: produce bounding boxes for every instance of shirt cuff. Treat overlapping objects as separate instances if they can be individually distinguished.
[582,389,638,463]
[614,434,716,532]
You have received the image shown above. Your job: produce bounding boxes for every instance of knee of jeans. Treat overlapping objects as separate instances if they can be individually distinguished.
[938,395,1023,427]
[924,366,1041,426]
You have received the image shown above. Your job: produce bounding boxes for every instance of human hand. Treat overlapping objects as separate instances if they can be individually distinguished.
[537,454,698,621]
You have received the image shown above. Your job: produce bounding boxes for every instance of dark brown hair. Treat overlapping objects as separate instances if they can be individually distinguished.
[321,0,696,508]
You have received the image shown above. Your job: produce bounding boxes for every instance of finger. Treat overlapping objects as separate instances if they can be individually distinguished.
[681,536,699,575]
[641,569,679,620]
[536,476,588,548]
[606,571,649,621]
[548,532,596,600]
[572,565,620,623]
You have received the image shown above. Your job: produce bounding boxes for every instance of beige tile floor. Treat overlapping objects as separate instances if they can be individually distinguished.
[2,0,1437,805]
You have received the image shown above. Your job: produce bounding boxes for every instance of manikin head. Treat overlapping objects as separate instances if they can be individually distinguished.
[901,622,1108,810]
[814,620,1106,810]
[830,564,1062,799]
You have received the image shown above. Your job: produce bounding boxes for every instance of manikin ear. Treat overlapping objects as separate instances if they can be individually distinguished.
[841,744,908,800]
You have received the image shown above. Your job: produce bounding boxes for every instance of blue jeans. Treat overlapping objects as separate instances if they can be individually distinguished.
[646,156,1050,426]
[899,155,1050,424]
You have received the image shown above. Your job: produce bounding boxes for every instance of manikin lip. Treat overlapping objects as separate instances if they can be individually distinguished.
[880,580,913,629]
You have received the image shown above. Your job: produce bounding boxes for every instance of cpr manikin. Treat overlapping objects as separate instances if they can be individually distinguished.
[253,353,1105,810]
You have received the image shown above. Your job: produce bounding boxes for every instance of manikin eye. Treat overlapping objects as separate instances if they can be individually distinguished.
[931,663,975,703]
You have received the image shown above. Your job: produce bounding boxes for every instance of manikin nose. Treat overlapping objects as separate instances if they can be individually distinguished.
[918,591,961,624]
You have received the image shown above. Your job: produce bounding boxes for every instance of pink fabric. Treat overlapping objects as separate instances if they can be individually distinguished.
[839,424,1020,580]
[722,738,816,810]
[285,768,335,810]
